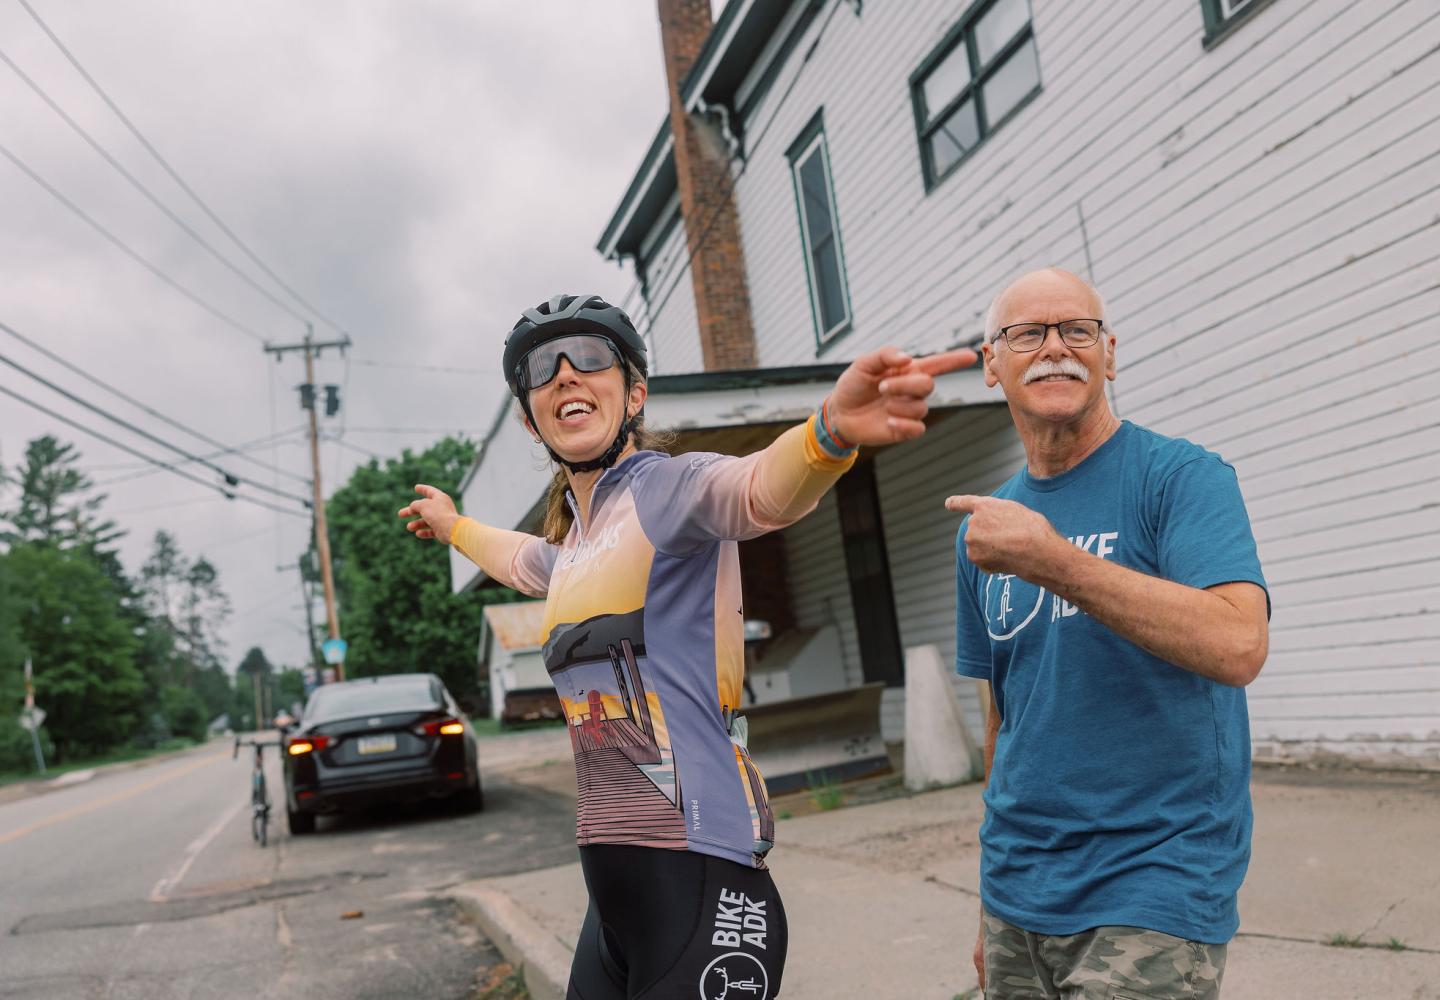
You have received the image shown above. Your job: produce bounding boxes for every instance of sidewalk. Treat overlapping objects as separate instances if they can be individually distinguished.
[453,736,1440,999]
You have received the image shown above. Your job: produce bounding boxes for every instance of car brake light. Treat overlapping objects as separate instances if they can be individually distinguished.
[419,718,464,737]
[287,734,331,755]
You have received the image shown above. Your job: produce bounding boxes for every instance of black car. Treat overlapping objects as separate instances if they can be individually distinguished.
[282,673,482,834]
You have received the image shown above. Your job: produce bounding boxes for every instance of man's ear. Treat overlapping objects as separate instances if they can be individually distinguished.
[982,342,1001,389]
[1104,332,1117,382]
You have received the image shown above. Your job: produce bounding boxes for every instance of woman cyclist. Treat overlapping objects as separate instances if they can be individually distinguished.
[399,294,974,999]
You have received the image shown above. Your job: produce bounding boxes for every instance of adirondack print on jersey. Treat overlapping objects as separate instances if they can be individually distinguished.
[544,607,687,848]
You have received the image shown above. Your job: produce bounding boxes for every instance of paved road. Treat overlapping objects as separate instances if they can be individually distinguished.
[0,733,578,999]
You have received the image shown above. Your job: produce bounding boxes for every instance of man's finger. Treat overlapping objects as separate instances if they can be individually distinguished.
[945,494,981,514]
[915,348,978,377]
[414,483,442,499]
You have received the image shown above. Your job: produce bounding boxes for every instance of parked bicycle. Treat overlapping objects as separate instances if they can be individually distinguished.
[234,735,281,847]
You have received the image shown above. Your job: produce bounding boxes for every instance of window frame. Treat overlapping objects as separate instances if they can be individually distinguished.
[786,109,854,351]
[1199,0,1280,49]
[908,0,1042,192]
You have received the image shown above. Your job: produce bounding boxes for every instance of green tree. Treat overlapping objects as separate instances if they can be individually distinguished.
[2,436,120,550]
[7,543,145,759]
[235,646,274,731]
[325,436,513,702]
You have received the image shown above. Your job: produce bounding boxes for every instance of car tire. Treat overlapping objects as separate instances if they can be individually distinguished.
[288,806,316,835]
[455,776,484,813]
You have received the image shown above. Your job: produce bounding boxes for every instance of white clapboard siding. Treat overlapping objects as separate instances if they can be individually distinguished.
[620,0,1439,750]
[781,491,864,691]
[641,209,703,377]
[874,405,1026,742]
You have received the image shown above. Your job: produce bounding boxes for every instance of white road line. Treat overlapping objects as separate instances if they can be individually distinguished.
[149,796,246,902]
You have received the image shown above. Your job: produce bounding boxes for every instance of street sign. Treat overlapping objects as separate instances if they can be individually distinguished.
[321,638,348,665]
[18,707,45,731]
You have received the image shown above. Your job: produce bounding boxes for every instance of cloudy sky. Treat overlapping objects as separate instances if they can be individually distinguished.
[0,1,711,670]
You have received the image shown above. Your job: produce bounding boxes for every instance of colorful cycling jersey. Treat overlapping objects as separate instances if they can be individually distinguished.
[451,418,854,868]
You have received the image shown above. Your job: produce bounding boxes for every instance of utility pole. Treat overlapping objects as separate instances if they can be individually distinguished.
[265,324,350,681]
[22,658,45,774]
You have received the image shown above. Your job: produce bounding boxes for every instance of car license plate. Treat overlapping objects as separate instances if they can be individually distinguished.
[357,734,397,755]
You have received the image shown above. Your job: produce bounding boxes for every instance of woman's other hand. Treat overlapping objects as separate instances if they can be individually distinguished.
[399,484,461,543]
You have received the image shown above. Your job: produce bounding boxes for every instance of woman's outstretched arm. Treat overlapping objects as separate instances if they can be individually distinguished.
[634,346,977,551]
[400,484,555,597]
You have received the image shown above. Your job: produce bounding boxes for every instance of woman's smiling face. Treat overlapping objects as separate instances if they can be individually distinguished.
[527,355,645,463]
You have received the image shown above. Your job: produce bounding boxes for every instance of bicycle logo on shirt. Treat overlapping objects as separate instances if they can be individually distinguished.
[983,572,1047,641]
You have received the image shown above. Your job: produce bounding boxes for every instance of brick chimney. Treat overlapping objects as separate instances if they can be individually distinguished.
[656,0,758,371]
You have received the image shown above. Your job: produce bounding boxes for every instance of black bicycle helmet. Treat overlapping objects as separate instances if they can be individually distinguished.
[503,294,648,398]
[503,294,649,474]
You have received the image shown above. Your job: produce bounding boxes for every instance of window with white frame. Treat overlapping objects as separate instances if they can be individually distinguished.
[910,0,1041,190]
[787,112,852,347]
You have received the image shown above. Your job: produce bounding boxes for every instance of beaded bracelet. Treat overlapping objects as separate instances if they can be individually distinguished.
[814,397,858,458]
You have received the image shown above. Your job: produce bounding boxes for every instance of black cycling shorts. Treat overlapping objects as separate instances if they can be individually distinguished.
[565,844,788,1000]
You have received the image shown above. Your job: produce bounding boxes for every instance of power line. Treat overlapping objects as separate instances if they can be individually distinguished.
[322,433,384,461]
[92,428,309,486]
[350,358,494,377]
[0,141,271,344]
[0,320,309,484]
[0,345,312,507]
[0,381,308,520]
[15,0,352,339]
[0,44,311,328]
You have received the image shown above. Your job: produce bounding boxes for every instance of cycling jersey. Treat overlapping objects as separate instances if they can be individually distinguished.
[451,417,854,868]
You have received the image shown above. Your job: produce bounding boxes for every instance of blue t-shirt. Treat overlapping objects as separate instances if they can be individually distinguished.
[955,420,1268,944]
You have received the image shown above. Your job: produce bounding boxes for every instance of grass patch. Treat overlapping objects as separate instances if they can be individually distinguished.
[0,737,202,787]
[1326,932,1365,948]
[806,771,845,811]
[953,990,981,1000]
[471,963,528,999]
[471,717,565,739]
[1386,937,1407,952]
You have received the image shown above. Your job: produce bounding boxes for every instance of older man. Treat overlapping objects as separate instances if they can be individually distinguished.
[946,268,1269,1000]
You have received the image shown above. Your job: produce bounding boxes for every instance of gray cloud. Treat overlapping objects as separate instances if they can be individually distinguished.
[0,0,675,670]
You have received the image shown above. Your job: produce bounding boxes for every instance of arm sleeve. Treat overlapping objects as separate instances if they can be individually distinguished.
[954,519,993,679]
[1156,456,1269,614]
[630,416,857,556]
[449,517,557,598]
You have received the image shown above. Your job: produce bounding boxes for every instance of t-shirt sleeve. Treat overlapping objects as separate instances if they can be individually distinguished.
[1155,456,1269,613]
[954,519,993,679]
[630,419,856,556]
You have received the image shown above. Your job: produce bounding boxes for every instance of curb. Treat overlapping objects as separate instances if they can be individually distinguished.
[450,881,571,1000]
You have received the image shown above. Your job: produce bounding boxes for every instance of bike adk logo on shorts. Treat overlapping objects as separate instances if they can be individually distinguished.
[700,952,767,1000]
[701,886,770,999]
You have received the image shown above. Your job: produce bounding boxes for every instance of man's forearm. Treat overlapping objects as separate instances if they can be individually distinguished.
[1029,541,1267,686]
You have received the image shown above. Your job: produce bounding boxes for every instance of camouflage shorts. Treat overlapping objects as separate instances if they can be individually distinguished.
[982,909,1227,1000]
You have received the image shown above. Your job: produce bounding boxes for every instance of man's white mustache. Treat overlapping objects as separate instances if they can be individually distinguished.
[1022,358,1090,385]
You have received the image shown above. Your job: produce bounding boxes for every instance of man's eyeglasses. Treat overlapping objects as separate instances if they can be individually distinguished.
[516,334,621,392]
[992,319,1104,353]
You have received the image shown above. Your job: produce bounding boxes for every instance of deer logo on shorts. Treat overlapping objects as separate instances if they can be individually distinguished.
[700,952,768,1000]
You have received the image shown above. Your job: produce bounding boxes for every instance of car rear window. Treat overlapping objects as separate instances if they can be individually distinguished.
[305,681,439,723]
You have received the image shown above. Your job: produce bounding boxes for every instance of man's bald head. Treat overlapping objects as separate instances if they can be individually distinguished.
[985,268,1107,342]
